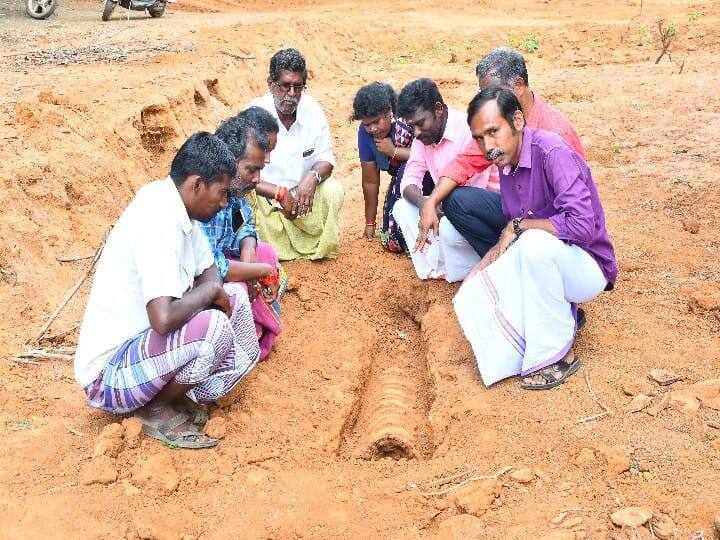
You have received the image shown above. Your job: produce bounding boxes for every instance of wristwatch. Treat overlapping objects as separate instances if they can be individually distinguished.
[512,217,524,237]
[309,170,322,184]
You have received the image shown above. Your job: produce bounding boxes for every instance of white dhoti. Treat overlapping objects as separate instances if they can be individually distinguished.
[453,229,607,386]
[392,198,480,283]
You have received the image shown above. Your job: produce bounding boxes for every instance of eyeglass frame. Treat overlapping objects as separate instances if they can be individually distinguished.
[271,81,306,94]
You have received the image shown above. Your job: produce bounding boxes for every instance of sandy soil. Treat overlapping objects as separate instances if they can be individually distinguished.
[1,0,720,538]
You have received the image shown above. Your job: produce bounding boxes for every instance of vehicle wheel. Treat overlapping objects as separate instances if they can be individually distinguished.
[26,0,57,19]
[101,0,116,21]
[147,1,165,17]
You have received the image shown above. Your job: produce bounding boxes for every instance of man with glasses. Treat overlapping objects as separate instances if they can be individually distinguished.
[247,48,344,260]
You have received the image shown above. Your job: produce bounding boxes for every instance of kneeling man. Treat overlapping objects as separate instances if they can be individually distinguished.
[451,88,617,389]
[74,132,260,448]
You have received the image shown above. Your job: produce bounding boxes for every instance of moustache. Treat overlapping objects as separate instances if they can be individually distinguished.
[486,149,505,161]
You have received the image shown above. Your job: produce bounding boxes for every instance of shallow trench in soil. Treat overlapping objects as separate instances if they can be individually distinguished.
[1,1,720,538]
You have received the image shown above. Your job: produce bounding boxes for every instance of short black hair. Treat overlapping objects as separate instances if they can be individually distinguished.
[352,82,397,120]
[170,132,236,186]
[269,48,307,85]
[215,112,270,161]
[238,105,279,136]
[467,86,523,133]
[397,78,444,119]
[475,47,529,87]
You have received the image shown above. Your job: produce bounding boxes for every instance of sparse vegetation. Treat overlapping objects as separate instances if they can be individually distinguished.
[610,142,621,155]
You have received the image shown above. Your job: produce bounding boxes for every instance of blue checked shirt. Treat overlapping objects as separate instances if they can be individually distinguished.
[200,196,257,279]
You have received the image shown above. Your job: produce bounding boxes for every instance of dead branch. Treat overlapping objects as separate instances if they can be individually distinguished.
[420,466,512,497]
[426,467,478,488]
[10,357,42,365]
[14,350,74,361]
[220,51,256,61]
[654,19,676,64]
[39,324,80,344]
[0,267,17,284]
[38,481,76,495]
[56,254,95,263]
[577,370,611,424]
[31,233,107,345]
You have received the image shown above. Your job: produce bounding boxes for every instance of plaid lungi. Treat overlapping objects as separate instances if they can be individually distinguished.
[84,283,260,414]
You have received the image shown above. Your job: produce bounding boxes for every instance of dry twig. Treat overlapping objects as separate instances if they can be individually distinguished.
[420,466,512,497]
[38,481,76,496]
[577,370,611,424]
[654,19,676,64]
[220,51,256,61]
[56,254,94,263]
[31,233,107,345]
[39,324,80,344]
[0,267,17,284]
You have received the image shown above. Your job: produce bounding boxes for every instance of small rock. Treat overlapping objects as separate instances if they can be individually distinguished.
[436,514,486,540]
[651,513,675,539]
[689,288,720,318]
[450,479,499,517]
[622,379,655,396]
[131,454,179,494]
[122,478,141,496]
[296,285,311,303]
[575,447,596,466]
[610,506,653,527]
[669,391,701,413]
[682,219,700,234]
[93,436,124,458]
[648,369,683,386]
[203,416,226,440]
[551,512,567,525]
[122,417,143,449]
[562,516,584,529]
[510,468,534,483]
[80,455,118,485]
[646,393,670,416]
[100,422,124,440]
[603,446,631,475]
[627,394,653,413]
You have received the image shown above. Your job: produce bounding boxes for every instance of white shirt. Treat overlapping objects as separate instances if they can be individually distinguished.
[247,92,336,189]
[74,177,215,387]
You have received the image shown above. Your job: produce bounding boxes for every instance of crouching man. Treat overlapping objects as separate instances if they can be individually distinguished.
[74,132,260,449]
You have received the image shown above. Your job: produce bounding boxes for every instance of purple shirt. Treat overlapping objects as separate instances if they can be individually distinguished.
[500,127,617,286]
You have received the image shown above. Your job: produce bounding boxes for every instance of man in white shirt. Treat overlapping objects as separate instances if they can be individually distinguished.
[74,132,260,449]
[248,48,344,260]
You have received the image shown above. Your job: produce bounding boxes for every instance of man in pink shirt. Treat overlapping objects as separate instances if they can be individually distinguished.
[392,78,492,282]
[419,48,586,276]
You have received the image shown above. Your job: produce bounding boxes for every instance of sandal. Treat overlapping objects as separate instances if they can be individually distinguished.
[140,413,218,449]
[576,307,587,331]
[177,404,208,428]
[520,356,583,391]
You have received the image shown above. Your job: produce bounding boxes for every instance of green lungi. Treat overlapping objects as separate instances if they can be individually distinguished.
[256,177,344,261]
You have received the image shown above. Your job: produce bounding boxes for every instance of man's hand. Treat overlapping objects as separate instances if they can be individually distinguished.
[465,222,517,280]
[373,137,395,158]
[280,191,297,219]
[293,174,318,217]
[414,198,440,252]
[363,223,376,240]
[212,285,233,318]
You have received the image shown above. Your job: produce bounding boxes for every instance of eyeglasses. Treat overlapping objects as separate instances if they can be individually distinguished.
[272,81,305,93]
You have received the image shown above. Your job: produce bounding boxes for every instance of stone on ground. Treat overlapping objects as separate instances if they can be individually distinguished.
[131,454,180,494]
[648,369,683,386]
[449,479,499,517]
[510,467,534,483]
[650,513,675,539]
[203,416,227,439]
[436,514,486,540]
[626,394,653,413]
[80,455,118,485]
[122,417,143,449]
[622,379,655,397]
[93,422,125,458]
[610,506,653,527]
[602,446,631,475]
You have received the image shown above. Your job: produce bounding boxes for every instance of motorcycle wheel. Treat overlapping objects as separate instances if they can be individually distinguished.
[101,0,116,21]
[26,0,57,19]
[147,1,165,17]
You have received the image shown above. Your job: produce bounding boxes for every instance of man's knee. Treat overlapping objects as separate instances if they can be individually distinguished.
[319,177,344,205]
[181,308,233,345]
[515,229,564,262]
[439,217,466,247]
[392,197,417,222]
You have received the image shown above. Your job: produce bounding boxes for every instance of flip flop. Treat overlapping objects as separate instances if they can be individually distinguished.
[520,356,583,391]
[140,413,218,449]
[177,404,208,427]
[576,307,587,331]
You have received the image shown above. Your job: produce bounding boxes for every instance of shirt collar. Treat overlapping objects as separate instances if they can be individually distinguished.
[163,176,193,234]
[517,126,533,169]
[437,107,460,144]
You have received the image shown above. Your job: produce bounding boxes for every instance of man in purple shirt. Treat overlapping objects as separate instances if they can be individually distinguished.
[452,87,617,390]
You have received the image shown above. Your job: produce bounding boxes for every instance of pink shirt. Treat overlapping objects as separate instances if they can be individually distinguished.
[441,91,586,193]
[400,107,492,195]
